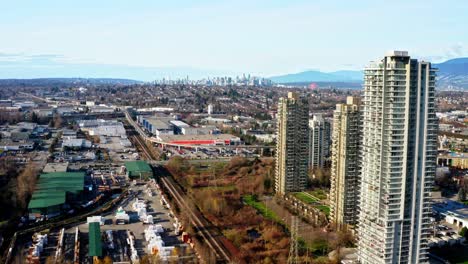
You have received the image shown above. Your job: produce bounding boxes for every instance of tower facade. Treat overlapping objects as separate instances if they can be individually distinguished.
[308,114,331,169]
[357,51,437,264]
[330,96,361,230]
[275,92,309,194]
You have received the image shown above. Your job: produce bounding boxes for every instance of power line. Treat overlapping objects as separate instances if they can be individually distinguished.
[288,216,299,264]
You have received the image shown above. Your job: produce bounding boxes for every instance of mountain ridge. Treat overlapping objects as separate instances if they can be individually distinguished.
[269,57,468,90]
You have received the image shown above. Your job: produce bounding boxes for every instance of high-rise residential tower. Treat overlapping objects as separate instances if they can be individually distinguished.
[357,51,437,264]
[275,92,310,194]
[308,114,331,169]
[329,96,361,230]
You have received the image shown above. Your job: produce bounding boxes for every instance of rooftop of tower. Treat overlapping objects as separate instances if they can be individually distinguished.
[385,50,409,57]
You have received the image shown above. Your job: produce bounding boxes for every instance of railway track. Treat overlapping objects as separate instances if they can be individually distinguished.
[130,134,153,160]
[160,175,232,262]
[126,126,232,262]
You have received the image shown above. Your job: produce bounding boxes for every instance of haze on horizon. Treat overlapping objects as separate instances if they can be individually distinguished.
[1,0,468,81]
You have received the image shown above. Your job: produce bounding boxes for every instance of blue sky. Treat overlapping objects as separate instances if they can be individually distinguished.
[1,0,467,80]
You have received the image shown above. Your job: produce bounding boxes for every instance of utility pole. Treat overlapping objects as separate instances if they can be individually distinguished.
[288,216,299,264]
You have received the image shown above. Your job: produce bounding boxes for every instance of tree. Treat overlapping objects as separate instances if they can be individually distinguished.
[170,247,180,264]
[308,168,331,188]
[458,188,466,202]
[263,177,272,193]
[17,162,39,209]
[31,112,39,123]
[52,113,63,129]
[102,256,113,264]
[166,156,189,175]
[460,227,468,240]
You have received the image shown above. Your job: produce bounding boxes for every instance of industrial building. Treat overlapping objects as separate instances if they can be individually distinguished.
[88,222,103,257]
[0,140,34,151]
[28,172,86,216]
[180,126,220,136]
[124,161,153,180]
[275,92,309,194]
[202,116,231,124]
[88,105,115,113]
[138,116,174,137]
[434,201,468,230]
[170,120,190,134]
[78,119,126,137]
[357,51,437,264]
[158,134,241,146]
[62,138,92,149]
[329,96,361,230]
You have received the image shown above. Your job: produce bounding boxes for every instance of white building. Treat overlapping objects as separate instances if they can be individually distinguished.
[89,105,115,113]
[357,51,437,264]
[62,138,92,149]
[78,120,126,137]
[207,104,213,115]
[0,140,34,151]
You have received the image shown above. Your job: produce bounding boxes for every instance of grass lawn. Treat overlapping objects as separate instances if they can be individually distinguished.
[316,205,330,216]
[308,189,328,200]
[299,238,329,256]
[293,192,320,204]
[243,195,283,224]
[293,192,330,216]
[430,244,468,264]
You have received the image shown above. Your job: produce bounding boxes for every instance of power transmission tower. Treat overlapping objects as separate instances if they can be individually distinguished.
[288,216,299,264]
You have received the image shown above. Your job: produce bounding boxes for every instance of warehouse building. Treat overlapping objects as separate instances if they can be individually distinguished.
[88,222,103,257]
[142,118,174,136]
[170,120,190,134]
[78,119,126,137]
[28,172,86,216]
[124,161,153,180]
[159,134,241,146]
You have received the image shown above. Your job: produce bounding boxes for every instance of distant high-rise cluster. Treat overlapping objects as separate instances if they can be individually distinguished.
[275,92,309,194]
[153,74,272,87]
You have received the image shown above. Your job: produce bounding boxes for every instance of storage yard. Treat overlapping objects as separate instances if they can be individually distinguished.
[16,179,194,263]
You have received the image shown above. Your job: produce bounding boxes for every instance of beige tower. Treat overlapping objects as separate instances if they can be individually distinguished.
[275,92,309,194]
[329,96,361,230]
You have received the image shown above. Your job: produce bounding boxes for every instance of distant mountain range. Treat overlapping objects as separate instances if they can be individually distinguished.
[0,78,142,87]
[1,55,467,89]
[269,58,468,90]
[435,58,468,89]
[269,70,363,84]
